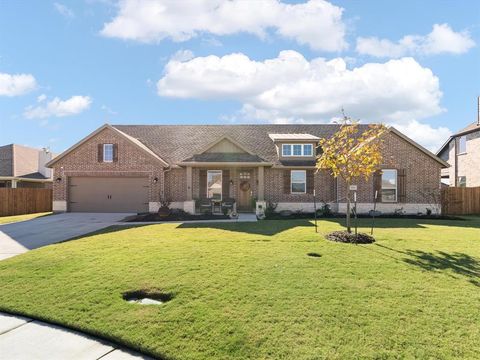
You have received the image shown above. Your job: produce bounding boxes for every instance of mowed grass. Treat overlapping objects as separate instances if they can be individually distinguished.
[0,212,51,224]
[0,218,479,359]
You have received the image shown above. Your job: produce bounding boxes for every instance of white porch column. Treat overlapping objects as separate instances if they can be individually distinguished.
[11,179,18,188]
[257,166,265,201]
[186,166,193,201]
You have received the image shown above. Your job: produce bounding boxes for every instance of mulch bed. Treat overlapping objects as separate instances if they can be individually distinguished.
[127,213,230,222]
[325,231,375,244]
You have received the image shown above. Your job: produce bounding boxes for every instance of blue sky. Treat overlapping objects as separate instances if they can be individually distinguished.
[0,0,479,153]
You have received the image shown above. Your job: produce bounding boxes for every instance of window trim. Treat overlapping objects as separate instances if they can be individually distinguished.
[458,135,467,155]
[207,170,223,200]
[291,170,307,194]
[103,143,114,163]
[282,143,314,157]
[381,169,397,203]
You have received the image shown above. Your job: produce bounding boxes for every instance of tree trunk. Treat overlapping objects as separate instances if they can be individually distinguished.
[346,181,351,233]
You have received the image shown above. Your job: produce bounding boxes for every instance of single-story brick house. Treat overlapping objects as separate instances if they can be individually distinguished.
[46,124,448,215]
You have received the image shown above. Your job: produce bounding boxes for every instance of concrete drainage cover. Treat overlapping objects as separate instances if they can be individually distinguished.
[128,297,163,305]
[123,290,173,305]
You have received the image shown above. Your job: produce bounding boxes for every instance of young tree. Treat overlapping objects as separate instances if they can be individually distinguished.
[317,114,388,233]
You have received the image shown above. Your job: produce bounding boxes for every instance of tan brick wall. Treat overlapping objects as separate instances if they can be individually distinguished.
[51,128,164,205]
[165,168,187,202]
[452,130,480,186]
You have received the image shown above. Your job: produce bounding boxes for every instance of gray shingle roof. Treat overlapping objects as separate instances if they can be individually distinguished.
[113,124,351,166]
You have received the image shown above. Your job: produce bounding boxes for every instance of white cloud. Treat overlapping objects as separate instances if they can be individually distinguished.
[37,94,47,102]
[101,0,347,51]
[356,23,475,58]
[158,51,443,121]
[24,95,92,119]
[0,73,37,96]
[157,50,450,149]
[54,3,75,18]
[390,120,452,152]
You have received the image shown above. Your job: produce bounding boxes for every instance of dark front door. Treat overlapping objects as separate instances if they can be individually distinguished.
[237,170,253,211]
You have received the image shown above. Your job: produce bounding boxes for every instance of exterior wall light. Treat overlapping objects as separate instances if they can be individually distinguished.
[55,177,62,183]
[153,177,159,183]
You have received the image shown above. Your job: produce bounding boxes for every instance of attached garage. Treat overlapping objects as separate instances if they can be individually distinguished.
[69,177,149,213]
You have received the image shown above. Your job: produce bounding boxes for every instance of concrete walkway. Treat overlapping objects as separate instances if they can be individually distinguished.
[0,312,151,359]
[0,213,132,260]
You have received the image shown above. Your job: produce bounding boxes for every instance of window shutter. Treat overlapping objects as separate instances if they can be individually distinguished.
[199,170,207,198]
[113,144,118,162]
[398,168,406,203]
[97,144,103,162]
[283,170,291,194]
[373,169,382,201]
[222,170,230,198]
[306,170,314,194]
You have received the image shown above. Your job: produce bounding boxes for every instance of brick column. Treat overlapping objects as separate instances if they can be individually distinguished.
[258,166,265,201]
[186,166,193,201]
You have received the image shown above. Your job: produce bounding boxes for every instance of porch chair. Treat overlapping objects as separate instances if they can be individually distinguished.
[222,197,236,214]
[198,198,212,213]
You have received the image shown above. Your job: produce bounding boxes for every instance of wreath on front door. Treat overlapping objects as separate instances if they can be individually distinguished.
[240,181,251,192]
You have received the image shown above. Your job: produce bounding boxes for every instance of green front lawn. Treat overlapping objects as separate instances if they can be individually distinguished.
[0,218,479,359]
[0,212,52,224]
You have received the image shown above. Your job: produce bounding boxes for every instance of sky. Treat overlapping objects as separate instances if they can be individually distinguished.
[0,0,479,153]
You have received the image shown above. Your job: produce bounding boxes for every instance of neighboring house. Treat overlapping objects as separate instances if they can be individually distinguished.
[46,124,447,215]
[437,120,480,187]
[0,144,54,188]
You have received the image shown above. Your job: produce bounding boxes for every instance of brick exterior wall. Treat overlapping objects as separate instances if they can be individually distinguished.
[165,168,187,202]
[51,127,443,214]
[264,168,335,203]
[51,127,164,208]
[446,129,480,187]
[264,131,442,212]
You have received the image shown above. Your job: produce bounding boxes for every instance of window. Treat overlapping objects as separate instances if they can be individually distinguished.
[458,136,467,154]
[458,176,467,187]
[103,144,114,162]
[282,144,292,156]
[207,170,222,200]
[303,144,313,156]
[381,169,397,202]
[291,170,306,193]
[282,144,314,157]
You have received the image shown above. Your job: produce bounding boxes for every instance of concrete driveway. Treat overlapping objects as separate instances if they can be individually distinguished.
[0,213,132,260]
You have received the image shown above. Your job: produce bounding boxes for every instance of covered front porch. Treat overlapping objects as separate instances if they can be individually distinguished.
[182,164,269,215]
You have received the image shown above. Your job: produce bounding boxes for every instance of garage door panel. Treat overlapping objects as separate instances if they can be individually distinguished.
[69,177,149,213]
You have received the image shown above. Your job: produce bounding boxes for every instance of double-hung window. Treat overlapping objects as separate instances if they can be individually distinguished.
[103,144,114,162]
[381,169,397,202]
[291,170,306,194]
[282,144,314,157]
[458,176,467,187]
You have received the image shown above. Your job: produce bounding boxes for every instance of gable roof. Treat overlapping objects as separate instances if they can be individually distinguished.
[436,122,480,156]
[113,124,447,167]
[46,124,169,168]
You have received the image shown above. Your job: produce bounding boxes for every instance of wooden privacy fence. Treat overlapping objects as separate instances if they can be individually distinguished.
[442,187,480,215]
[0,188,52,216]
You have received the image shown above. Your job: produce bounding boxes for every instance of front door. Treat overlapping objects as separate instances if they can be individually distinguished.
[237,170,253,211]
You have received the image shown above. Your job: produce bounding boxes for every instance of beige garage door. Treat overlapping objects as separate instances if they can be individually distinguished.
[69,177,149,213]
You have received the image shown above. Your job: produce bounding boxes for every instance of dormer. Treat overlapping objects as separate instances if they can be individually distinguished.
[268,134,320,163]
